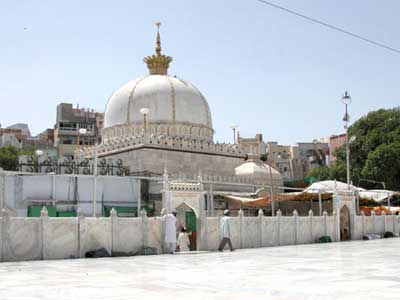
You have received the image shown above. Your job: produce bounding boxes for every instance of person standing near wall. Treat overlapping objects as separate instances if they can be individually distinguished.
[164,211,177,254]
[218,209,234,252]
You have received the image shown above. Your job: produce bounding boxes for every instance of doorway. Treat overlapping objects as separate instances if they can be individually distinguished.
[175,203,197,250]
[340,205,350,241]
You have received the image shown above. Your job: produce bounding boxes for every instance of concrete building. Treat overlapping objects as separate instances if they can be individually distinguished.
[297,141,329,174]
[23,128,55,150]
[265,142,303,182]
[329,133,346,164]
[54,103,103,157]
[5,123,31,138]
[0,133,22,149]
[0,126,28,149]
[237,133,265,156]
[0,124,55,151]
[238,134,303,182]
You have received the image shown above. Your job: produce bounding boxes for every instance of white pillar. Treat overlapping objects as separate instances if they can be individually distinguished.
[210,184,214,216]
[0,169,5,210]
[309,209,314,243]
[293,209,298,245]
[318,190,322,216]
[92,176,97,217]
[141,209,148,249]
[77,208,85,258]
[137,179,141,217]
[277,209,281,246]
[323,210,328,236]
[51,174,56,201]
[40,207,49,260]
[1,209,9,262]
[110,208,118,253]
[92,143,98,217]
[238,209,244,249]
[258,209,264,248]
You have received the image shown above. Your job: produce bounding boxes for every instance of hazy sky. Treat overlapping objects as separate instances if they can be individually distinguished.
[1,0,399,144]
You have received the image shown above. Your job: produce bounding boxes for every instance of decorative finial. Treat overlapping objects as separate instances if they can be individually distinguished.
[155,22,161,56]
[143,22,173,75]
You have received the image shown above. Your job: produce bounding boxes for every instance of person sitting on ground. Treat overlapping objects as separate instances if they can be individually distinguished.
[218,209,234,252]
[177,227,191,252]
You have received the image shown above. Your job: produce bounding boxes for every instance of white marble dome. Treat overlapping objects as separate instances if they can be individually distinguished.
[102,27,214,142]
[104,75,213,130]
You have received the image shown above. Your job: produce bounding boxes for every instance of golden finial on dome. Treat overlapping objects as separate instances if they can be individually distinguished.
[143,22,172,75]
[155,22,161,55]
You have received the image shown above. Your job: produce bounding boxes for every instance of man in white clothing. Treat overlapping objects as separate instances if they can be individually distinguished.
[177,227,191,252]
[218,209,234,252]
[164,211,177,254]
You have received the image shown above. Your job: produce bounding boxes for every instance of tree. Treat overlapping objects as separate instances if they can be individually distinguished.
[347,108,400,189]
[0,146,34,171]
[362,142,400,190]
[0,146,19,170]
[306,163,346,183]
[306,166,331,181]
[319,107,400,190]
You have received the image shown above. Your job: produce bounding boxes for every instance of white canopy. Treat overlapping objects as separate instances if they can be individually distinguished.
[358,190,396,202]
[305,180,365,193]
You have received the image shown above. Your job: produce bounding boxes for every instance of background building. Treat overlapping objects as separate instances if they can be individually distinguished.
[238,134,304,182]
[297,141,329,174]
[329,133,346,164]
[54,103,103,157]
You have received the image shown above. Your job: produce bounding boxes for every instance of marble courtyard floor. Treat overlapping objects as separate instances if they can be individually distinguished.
[1,239,400,300]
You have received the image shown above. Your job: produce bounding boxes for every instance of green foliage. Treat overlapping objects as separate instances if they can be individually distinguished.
[306,163,346,183]
[361,142,400,189]
[0,146,19,170]
[306,166,331,181]
[0,146,34,171]
[319,107,400,190]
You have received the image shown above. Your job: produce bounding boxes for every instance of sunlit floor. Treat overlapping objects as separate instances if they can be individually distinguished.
[1,239,399,300]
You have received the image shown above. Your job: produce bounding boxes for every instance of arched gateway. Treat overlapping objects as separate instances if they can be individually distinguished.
[161,178,206,251]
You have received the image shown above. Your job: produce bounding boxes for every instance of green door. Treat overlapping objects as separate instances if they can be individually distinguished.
[185,211,196,232]
[185,211,197,251]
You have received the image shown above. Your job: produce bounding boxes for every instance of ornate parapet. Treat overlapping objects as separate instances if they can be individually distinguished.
[101,123,214,143]
[77,131,246,160]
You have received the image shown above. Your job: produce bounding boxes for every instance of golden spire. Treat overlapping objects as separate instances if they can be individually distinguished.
[155,22,161,55]
[143,22,172,75]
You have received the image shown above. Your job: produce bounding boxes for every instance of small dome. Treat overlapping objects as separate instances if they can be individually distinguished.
[235,157,283,186]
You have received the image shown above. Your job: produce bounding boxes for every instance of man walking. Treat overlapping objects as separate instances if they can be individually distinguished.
[218,209,234,252]
[164,211,177,254]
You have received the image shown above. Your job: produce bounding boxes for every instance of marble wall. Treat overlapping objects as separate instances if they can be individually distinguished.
[0,209,163,262]
[1,208,399,263]
[352,212,400,240]
[200,210,400,251]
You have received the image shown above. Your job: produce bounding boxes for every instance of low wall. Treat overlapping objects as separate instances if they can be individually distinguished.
[0,209,163,262]
[352,211,400,240]
[0,208,399,262]
[201,210,339,251]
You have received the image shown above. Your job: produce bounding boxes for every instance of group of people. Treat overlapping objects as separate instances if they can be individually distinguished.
[163,211,191,254]
[163,209,234,254]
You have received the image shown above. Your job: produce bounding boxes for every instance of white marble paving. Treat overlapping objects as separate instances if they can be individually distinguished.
[1,239,400,300]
